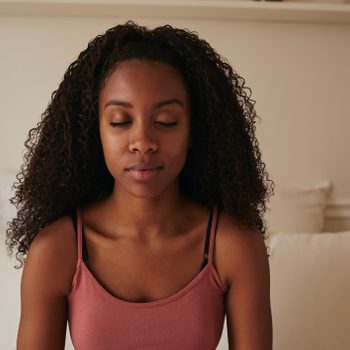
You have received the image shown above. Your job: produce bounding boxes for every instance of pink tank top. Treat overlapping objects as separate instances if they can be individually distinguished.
[67,205,227,349]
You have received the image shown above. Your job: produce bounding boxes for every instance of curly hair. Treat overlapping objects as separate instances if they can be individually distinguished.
[5,19,275,268]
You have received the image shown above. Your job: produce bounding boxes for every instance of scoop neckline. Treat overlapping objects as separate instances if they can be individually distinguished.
[79,258,212,308]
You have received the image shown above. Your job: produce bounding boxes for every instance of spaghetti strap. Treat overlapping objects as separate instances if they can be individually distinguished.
[69,207,82,262]
[199,206,214,271]
[76,207,89,264]
[70,208,78,242]
[76,207,83,262]
[208,205,220,265]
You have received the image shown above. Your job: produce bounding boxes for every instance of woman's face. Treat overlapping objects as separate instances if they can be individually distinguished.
[98,59,191,199]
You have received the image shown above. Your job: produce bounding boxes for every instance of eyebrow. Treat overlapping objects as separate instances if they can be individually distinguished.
[104,98,184,110]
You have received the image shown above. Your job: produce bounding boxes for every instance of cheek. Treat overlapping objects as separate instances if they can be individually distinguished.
[100,122,122,152]
[99,130,123,174]
[164,136,190,169]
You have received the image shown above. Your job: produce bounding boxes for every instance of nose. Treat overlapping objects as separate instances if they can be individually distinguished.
[128,123,159,154]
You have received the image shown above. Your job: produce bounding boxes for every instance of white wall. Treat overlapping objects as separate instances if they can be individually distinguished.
[1,4,349,349]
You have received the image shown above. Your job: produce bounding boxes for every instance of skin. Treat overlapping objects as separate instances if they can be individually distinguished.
[16,59,272,349]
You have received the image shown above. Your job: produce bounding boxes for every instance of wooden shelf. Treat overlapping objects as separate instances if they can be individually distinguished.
[0,1,349,23]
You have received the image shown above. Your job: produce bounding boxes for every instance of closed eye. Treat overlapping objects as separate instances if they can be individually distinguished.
[110,121,177,127]
[110,122,129,127]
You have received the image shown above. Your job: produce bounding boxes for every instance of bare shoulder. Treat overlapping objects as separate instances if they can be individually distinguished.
[17,214,78,349]
[216,211,272,349]
[25,213,78,296]
[215,210,269,291]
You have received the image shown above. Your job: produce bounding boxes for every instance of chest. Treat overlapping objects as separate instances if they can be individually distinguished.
[82,226,224,303]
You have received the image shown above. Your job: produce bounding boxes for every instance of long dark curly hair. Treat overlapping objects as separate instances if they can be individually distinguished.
[5,20,275,268]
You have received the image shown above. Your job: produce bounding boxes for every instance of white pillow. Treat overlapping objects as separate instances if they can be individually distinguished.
[264,181,332,236]
[269,231,350,350]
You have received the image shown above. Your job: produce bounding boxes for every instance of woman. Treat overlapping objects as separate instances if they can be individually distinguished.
[7,20,274,349]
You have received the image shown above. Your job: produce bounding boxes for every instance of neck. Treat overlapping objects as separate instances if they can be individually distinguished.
[102,183,194,242]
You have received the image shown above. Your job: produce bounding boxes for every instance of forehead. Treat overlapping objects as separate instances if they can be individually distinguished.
[99,59,189,106]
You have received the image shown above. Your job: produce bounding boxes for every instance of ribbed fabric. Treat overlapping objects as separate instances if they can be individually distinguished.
[67,206,227,350]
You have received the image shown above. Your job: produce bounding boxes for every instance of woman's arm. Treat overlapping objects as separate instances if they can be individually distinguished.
[17,217,77,350]
[221,218,272,350]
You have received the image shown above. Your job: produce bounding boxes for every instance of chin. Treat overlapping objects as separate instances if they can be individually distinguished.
[116,173,179,199]
[124,187,167,200]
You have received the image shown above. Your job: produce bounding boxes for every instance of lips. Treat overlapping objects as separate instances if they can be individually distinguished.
[127,167,162,181]
[125,162,163,181]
